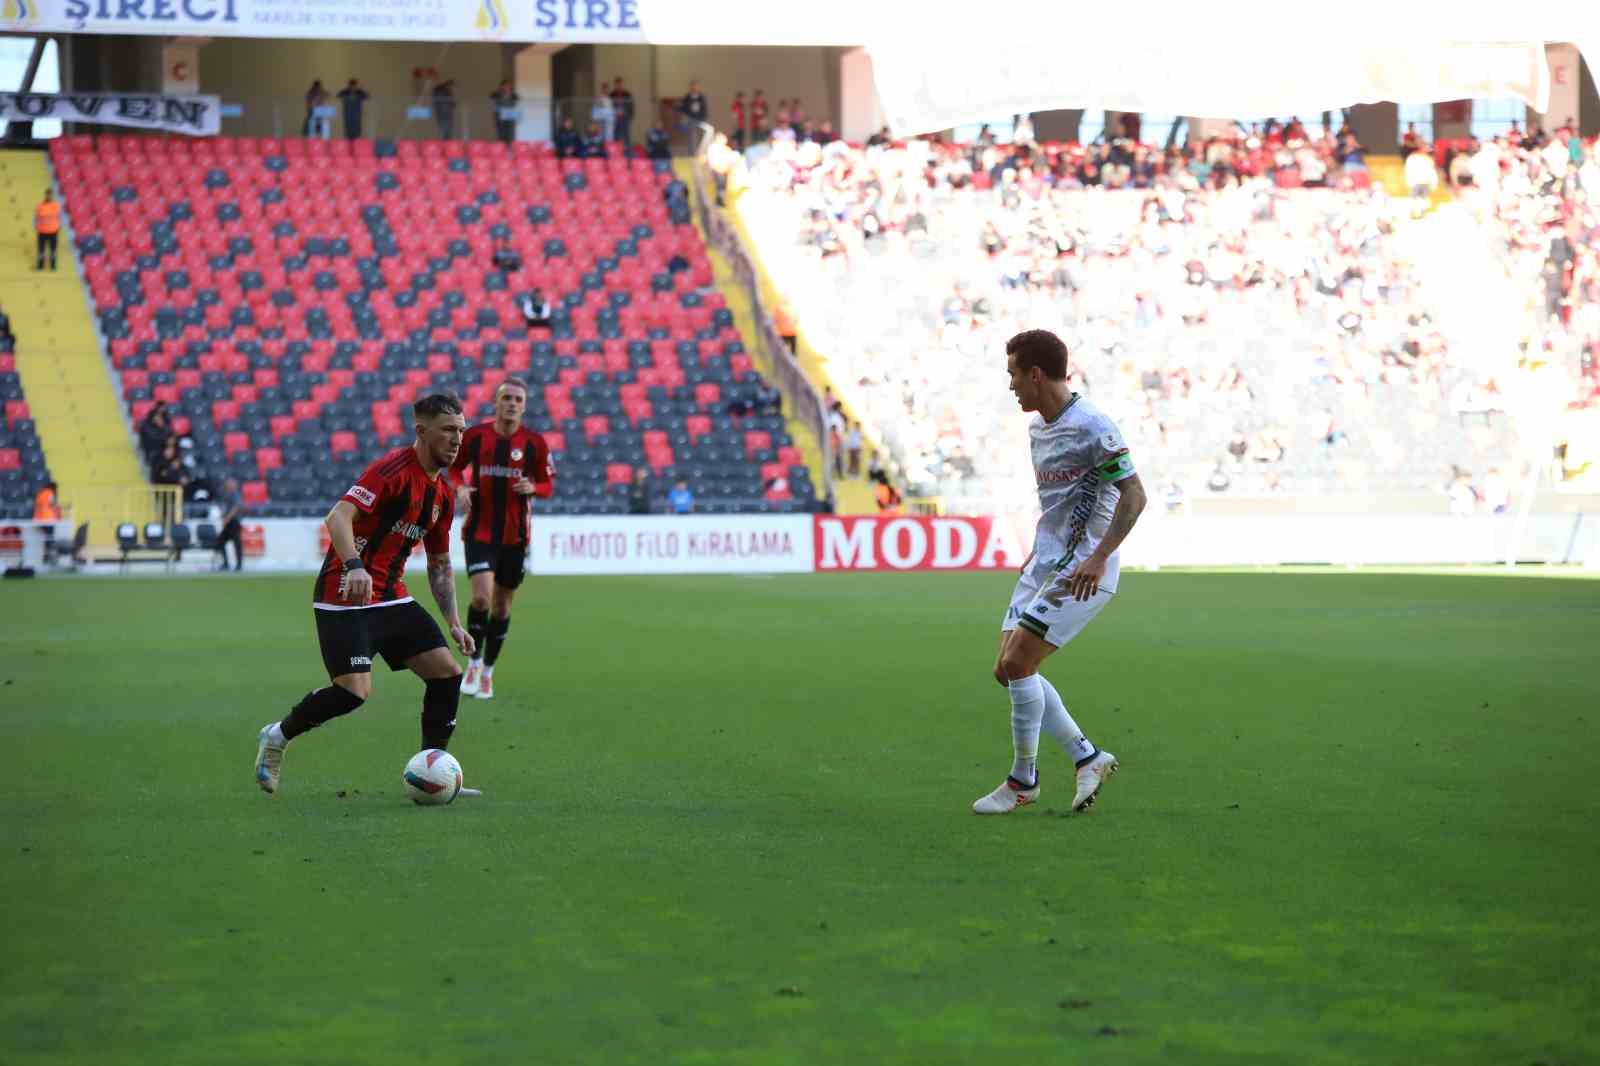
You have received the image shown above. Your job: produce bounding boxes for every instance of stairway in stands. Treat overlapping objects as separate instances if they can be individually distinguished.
[0,149,145,544]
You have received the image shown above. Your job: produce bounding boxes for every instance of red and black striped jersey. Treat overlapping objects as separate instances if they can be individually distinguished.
[313,446,455,609]
[451,422,554,547]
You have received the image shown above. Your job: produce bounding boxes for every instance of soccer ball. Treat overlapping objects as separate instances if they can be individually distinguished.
[403,749,463,805]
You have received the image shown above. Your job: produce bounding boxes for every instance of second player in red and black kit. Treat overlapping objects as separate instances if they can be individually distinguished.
[251,393,476,795]
[451,377,554,699]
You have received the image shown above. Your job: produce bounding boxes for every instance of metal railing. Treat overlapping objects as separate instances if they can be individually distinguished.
[688,125,833,508]
[143,94,699,150]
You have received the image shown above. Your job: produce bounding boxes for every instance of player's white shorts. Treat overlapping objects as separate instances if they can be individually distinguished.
[1001,568,1113,647]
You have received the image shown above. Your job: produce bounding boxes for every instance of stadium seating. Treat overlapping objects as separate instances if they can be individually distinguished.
[53,133,819,516]
[0,349,53,520]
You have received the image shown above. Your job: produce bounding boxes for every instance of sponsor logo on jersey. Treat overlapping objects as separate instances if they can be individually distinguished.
[349,656,372,666]
[395,520,428,540]
[347,484,376,507]
[480,464,523,478]
[1036,466,1087,484]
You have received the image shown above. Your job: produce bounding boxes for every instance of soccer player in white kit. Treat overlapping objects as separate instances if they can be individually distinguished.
[975,329,1148,815]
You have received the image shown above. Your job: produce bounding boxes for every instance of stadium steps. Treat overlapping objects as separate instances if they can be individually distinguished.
[0,150,147,549]
[1366,155,1409,197]
[676,158,840,503]
[1367,154,1451,208]
[703,164,878,515]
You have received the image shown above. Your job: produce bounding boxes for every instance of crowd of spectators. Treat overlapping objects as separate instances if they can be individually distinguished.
[725,116,1598,505]
[1439,119,1600,488]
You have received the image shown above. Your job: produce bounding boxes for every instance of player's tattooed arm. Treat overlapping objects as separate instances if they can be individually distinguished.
[427,552,459,624]
[429,552,475,656]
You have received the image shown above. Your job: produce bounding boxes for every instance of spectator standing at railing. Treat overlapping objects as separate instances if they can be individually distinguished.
[303,80,327,138]
[432,80,456,140]
[845,421,864,476]
[609,78,635,152]
[592,82,616,143]
[731,91,748,150]
[33,188,59,272]
[678,80,708,149]
[749,89,769,144]
[338,79,368,140]
[491,80,519,145]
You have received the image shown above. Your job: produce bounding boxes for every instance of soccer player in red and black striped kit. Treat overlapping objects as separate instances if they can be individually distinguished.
[252,394,476,794]
[452,377,554,699]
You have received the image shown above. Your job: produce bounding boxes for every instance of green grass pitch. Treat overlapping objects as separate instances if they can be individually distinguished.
[3,569,1597,1064]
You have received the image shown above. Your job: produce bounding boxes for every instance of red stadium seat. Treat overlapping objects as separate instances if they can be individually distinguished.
[0,449,19,471]
[605,463,634,486]
[224,432,252,458]
[270,415,296,442]
[256,448,283,472]
[241,481,268,505]
[330,432,359,455]
[4,400,28,427]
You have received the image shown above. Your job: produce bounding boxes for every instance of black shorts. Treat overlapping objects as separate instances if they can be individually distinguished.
[464,540,528,590]
[314,600,447,677]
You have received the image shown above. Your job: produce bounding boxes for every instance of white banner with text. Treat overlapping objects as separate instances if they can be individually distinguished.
[531,514,813,575]
[0,91,221,135]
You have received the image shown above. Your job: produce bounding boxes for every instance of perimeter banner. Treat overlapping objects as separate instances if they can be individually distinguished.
[0,0,651,41]
[0,91,221,134]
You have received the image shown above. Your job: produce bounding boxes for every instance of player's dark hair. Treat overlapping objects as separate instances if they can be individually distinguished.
[1006,329,1069,380]
[496,377,528,396]
[413,393,463,420]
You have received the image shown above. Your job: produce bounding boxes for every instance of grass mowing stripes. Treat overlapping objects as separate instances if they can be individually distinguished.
[2,571,1596,1064]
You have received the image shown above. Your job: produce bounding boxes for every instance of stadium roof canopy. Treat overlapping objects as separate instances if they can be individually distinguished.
[860,4,1598,135]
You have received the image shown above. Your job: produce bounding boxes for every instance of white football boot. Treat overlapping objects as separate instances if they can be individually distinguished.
[973,775,1040,815]
[254,723,286,794]
[1072,750,1118,812]
[475,670,494,700]
[460,660,482,696]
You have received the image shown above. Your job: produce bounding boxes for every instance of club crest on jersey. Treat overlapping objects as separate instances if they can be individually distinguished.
[510,448,524,461]
[431,501,442,523]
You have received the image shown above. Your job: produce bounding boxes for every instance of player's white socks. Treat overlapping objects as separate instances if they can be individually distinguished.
[1008,674,1044,785]
[1038,675,1097,765]
[265,721,288,747]
[481,666,493,682]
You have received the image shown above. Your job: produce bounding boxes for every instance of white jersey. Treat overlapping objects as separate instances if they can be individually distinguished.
[1025,394,1136,594]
